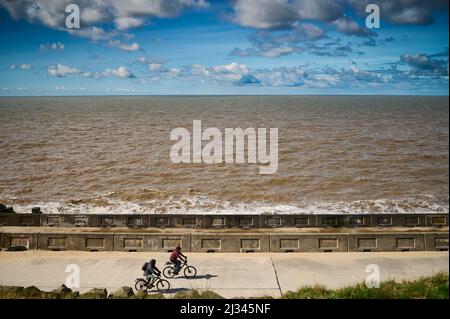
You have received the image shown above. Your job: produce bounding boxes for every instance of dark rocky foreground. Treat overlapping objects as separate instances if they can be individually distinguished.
[0,284,224,299]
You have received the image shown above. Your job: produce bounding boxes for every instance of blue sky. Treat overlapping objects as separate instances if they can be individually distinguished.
[0,0,448,96]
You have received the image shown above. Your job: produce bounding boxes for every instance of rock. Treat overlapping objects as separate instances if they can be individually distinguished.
[0,286,24,298]
[80,288,108,299]
[0,203,6,210]
[52,284,72,295]
[22,286,43,297]
[108,286,135,299]
[135,289,148,299]
[0,286,23,293]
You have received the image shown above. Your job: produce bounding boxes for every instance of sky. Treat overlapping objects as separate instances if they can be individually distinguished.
[0,0,448,96]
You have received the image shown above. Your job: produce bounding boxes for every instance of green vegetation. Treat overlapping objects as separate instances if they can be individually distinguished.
[172,289,225,299]
[0,285,79,299]
[281,272,449,299]
[0,273,448,299]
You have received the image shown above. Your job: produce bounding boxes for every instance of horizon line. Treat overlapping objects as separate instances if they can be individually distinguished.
[0,94,449,98]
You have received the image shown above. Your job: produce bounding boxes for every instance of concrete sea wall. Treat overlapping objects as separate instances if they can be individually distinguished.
[0,229,447,253]
[0,212,448,229]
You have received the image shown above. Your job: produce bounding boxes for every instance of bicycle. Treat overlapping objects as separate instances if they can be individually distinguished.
[134,274,170,293]
[163,257,197,279]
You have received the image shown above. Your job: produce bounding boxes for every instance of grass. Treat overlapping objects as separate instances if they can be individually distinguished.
[172,290,225,299]
[280,272,449,299]
[0,273,448,299]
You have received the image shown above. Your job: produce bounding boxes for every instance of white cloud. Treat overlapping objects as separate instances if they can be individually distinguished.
[230,23,329,58]
[48,64,80,77]
[69,26,118,42]
[0,0,209,29]
[20,64,31,70]
[231,0,344,30]
[186,62,251,82]
[40,42,65,51]
[10,63,31,70]
[108,40,140,51]
[348,0,448,25]
[332,16,375,37]
[47,64,136,79]
[102,66,135,79]
[232,0,298,29]
[115,17,145,30]
[230,0,447,37]
[68,26,140,52]
[139,60,399,88]
[400,52,449,76]
[148,63,164,71]
[138,57,180,78]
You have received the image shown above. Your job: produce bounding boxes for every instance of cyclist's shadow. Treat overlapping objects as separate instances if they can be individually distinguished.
[164,287,191,294]
[173,274,218,280]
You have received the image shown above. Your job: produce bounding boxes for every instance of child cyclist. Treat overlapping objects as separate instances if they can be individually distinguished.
[144,259,161,286]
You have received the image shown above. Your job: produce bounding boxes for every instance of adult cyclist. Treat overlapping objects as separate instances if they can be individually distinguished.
[169,245,186,275]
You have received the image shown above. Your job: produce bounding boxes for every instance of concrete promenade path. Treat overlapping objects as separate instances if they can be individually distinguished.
[0,251,448,298]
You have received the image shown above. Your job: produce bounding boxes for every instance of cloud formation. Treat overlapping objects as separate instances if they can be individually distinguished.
[231,27,365,58]
[108,40,140,52]
[0,0,209,29]
[400,52,449,76]
[228,0,446,58]
[229,0,390,59]
[133,61,386,88]
[231,0,345,29]
[47,64,135,79]
[102,66,135,79]
[0,0,209,51]
[232,23,327,57]
[10,64,32,70]
[40,42,65,51]
[231,0,448,30]
[48,64,79,77]
[348,0,448,25]
[134,54,448,89]
[332,16,376,37]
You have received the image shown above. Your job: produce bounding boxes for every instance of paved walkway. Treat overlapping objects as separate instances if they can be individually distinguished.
[0,251,448,298]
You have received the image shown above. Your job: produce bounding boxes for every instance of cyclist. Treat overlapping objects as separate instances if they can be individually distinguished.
[144,259,161,286]
[169,245,186,275]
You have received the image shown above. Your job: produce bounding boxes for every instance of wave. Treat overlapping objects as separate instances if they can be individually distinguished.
[9,193,449,215]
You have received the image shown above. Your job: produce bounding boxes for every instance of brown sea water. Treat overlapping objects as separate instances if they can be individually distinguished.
[0,96,448,215]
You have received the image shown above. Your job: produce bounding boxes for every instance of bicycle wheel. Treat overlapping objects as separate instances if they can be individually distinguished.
[156,279,170,293]
[135,279,147,291]
[163,266,176,278]
[184,265,197,278]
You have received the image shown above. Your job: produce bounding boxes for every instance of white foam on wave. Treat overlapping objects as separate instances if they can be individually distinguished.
[10,195,449,215]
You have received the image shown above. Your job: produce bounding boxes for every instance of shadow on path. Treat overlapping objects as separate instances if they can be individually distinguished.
[165,287,190,294]
[172,274,218,280]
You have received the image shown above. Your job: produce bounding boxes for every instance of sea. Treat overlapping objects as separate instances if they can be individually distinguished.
[0,95,448,215]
